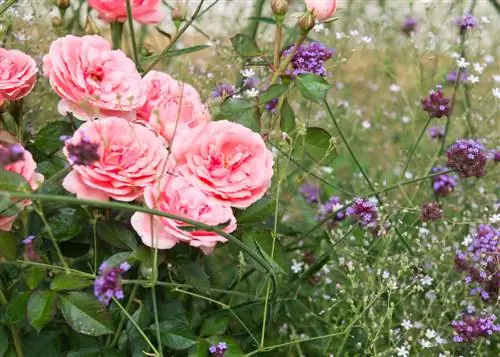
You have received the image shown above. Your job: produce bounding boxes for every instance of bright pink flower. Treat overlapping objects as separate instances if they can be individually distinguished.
[43,35,146,121]
[305,0,337,21]
[62,117,170,202]
[0,48,37,101]
[88,0,164,24]
[0,139,44,231]
[131,174,236,254]
[173,120,274,209]
[137,71,211,144]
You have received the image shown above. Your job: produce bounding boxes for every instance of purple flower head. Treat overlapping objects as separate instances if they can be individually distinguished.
[0,143,25,167]
[446,69,468,84]
[94,261,131,305]
[316,196,346,225]
[422,86,452,118]
[22,235,36,245]
[299,183,321,205]
[456,13,477,32]
[452,311,500,343]
[488,149,500,163]
[209,341,227,357]
[243,76,259,90]
[211,83,236,99]
[420,201,443,222]
[427,126,445,140]
[401,17,418,35]
[65,134,100,166]
[265,97,279,113]
[282,42,335,77]
[346,197,379,230]
[446,139,487,178]
[22,235,40,261]
[431,166,458,196]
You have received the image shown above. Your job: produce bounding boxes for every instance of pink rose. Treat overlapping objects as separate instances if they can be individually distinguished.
[0,48,37,101]
[131,174,236,254]
[137,71,210,144]
[0,141,44,231]
[43,35,146,121]
[62,117,170,202]
[173,120,274,208]
[305,0,337,21]
[88,0,164,24]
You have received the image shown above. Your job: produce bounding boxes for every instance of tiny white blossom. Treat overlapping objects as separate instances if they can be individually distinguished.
[349,30,359,37]
[435,336,447,345]
[462,234,473,246]
[395,345,410,357]
[240,68,255,78]
[322,166,334,174]
[291,259,304,274]
[402,320,413,330]
[425,329,437,339]
[450,52,461,59]
[361,36,372,44]
[473,63,485,74]
[401,116,411,124]
[493,75,500,83]
[484,55,494,64]
[382,270,390,279]
[361,120,371,129]
[418,227,430,237]
[489,214,500,223]
[457,57,470,68]
[419,339,433,348]
[480,16,490,24]
[404,171,413,179]
[468,75,480,84]
[389,84,401,92]
[492,88,500,99]
[335,32,347,40]
[420,275,433,286]
[245,88,259,98]
[313,23,325,33]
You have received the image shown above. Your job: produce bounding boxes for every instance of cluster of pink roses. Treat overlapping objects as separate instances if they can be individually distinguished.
[40,34,274,254]
[88,0,164,24]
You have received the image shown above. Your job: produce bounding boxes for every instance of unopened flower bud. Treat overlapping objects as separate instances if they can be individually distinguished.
[171,2,187,23]
[84,17,99,35]
[56,0,71,11]
[51,16,63,27]
[271,0,288,17]
[298,12,316,33]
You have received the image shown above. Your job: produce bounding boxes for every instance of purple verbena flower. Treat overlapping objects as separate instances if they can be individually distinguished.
[0,143,25,166]
[243,76,259,89]
[94,261,131,305]
[446,69,468,84]
[346,198,379,230]
[420,201,443,222]
[446,139,488,178]
[452,311,500,343]
[265,97,279,113]
[211,83,236,99]
[299,183,321,205]
[209,341,227,357]
[427,126,445,140]
[22,235,40,261]
[456,13,477,32]
[401,17,418,35]
[64,135,100,166]
[422,86,452,118]
[282,42,334,77]
[431,166,458,196]
[316,196,346,226]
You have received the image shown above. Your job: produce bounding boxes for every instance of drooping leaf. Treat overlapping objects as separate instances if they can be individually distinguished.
[151,320,197,350]
[4,291,30,325]
[242,230,286,273]
[51,274,93,291]
[230,33,261,57]
[96,222,137,250]
[236,197,274,225]
[304,127,336,163]
[296,74,331,103]
[24,266,46,290]
[179,262,211,293]
[59,292,114,336]
[259,84,288,105]
[280,100,296,132]
[27,290,58,332]
[200,314,228,337]
[0,194,20,217]
[220,98,254,117]
[32,121,73,155]
[0,168,31,193]
[46,208,86,241]
[0,231,17,261]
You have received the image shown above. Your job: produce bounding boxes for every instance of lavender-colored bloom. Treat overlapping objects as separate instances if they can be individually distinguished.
[488,150,500,163]
[0,143,25,166]
[211,83,236,98]
[422,86,452,118]
[431,166,458,196]
[452,311,500,342]
[401,17,418,35]
[265,97,279,113]
[346,198,379,230]
[64,135,100,166]
[282,42,335,77]
[428,126,445,140]
[22,235,40,261]
[243,76,259,89]
[420,201,443,222]
[446,70,468,84]
[209,342,227,357]
[94,261,131,305]
[456,13,477,32]
[446,139,487,178]
[316,196,346,225]
[299,183,321,204]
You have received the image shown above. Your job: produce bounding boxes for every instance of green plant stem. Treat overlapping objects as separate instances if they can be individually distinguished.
[0,0,17,16]
[125,0,140,68]
[271,32,308,84]
[44,166,71,186]
[143,0,206,73]
[109,284,139,347]
[110,22,124,50]
[273,20,283,71]
[401,115,432,178]
[0,287,24,357]
[151,286,163,356]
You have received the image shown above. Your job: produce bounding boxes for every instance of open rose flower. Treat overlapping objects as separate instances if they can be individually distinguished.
[62,117,170,202]
[43,35,146,121]
[173,120,274,208]
[0,48,37,101]
[131,174,236,254]
[88,0,164,24]
[137,71,210,144]
[305,0,337,21]
[0,139,44,231]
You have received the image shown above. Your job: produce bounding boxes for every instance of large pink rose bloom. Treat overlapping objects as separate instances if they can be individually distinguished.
[88,0,164,24]
[0,48,37,101]
[62,117,170,202]
[173,120,274,209]
[43,35,146,121]
[137,71,210,144]
[0,142,44,231]
[131,174,236,254]
[305,0,337,21]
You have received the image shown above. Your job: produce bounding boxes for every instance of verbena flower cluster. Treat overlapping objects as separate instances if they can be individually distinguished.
[0,143,24,166]
[62,134,100,166]
[282,42,334,77]
[346,198,379,231]
[431,166,458,196]
[94,261,131,305]
[209,342,228,357]
[451,312,500,342]
[420,201,443,222]
[427,126,445,140]
[456,13,477,32]
[446,139,488,178]
[421,86,452,118]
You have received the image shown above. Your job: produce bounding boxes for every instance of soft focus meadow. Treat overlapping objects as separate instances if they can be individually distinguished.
[0,0,499,356]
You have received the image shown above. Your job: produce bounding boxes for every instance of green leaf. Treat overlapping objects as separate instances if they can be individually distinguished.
[234,109,259,132]
[46,208,86,241]
[163,45,210,58]
[0,168,31,193]
[0,326,8,357]
[4,292,30,325]
[126,304,150,357]
[230,33,261,57]
[200,315,228,337]
[236,197,274,224]
[97,222,137,250]
[242,230,286,273]
[32,121,73,155]
[220,98,254,117]
[0,194,20,217]
[51,274,93,291]
[259,84,288,105]
[188,340,209,357]
[22,330,62,357]
[296,74,331,103]
[0,231,17,261]
[179,262,211,294]
[280,100,296,132]
[151,320,197,350]
[27,290,57,332]
[106,251,135,268]
[59,292,114,336]
[24,266,46,290]
[305,127,335,163]
[206,336,244,357]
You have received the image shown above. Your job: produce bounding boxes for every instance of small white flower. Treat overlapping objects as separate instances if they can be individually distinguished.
[404,172,413,179]
[468,75,480,84]
[473,63,485,74]
[425,329,437,339]
[361,120,371,129]
[349,30,359,37]
[322,166,334,174]
[484,55,494,64]
[381,270,390,279]
[420,275,433,286]
[480,16,490,24]
[240,68,255,78]
[395,345,410,357]
[425,290,437,302]
[245,88,259,98]
[401,319,413,330]
[492,75,500,83]
[401,116,411,124]
[313,23,325,33]
[461,234,473,246]
[291,259,304,274]
[418,227,430,237]
[457,57,470,69]
[335,32,346,40]
[389,84,401,92]
[489,214,500,223]
[361,36,372,44]
[492,88,500,99]
[450,52,461,59]
[419,339,433,348]
[435,336,447,345]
